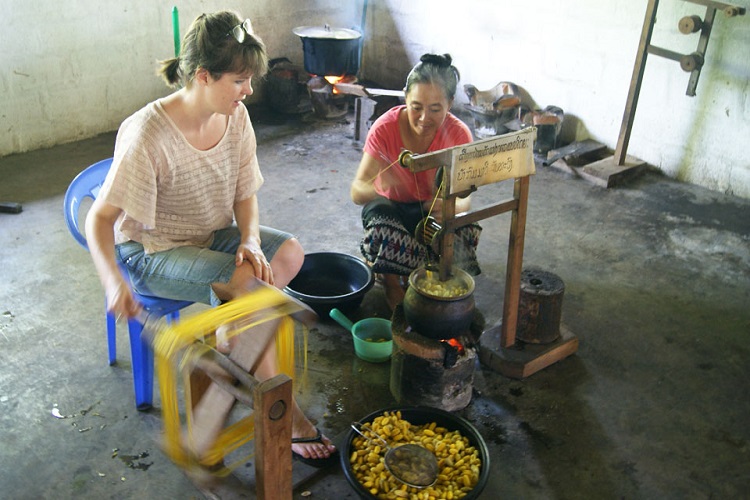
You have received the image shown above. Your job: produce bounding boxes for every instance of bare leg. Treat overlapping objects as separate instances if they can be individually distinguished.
[251,335,336,460]
[213,238,304,351]
[187,237,333,461]
[212,238,303,302]
[188,319,335,461]
[267,237,304,289]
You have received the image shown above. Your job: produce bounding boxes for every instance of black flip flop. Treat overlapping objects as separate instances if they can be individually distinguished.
[291,428,339,468]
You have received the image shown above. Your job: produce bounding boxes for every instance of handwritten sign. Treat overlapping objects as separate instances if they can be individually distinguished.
[449,127,536,195]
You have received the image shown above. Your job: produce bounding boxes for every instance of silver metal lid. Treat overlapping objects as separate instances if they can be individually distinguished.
[293,25,361,40]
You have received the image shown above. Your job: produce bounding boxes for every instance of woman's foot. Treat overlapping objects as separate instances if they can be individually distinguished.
[291,424,337,462]
[292,426,338,468]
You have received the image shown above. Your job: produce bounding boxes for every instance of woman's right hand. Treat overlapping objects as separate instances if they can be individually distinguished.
[105,279,142,321]
[86,198,141,320]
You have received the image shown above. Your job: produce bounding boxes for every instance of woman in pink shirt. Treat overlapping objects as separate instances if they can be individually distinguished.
[350,54,482,310]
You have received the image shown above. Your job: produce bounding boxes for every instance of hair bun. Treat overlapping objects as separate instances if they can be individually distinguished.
[420,53,452,68]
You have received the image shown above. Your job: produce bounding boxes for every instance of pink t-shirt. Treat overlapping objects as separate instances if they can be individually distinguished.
[363,105,472,203]
[99,101,262,254]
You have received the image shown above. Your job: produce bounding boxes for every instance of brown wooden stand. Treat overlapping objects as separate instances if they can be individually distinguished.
[254,375,293,500]
[479,175,578,378]
[400,129,578,379]
[153,287,318,499]
[600,0,744,187]
[479,323,579,379]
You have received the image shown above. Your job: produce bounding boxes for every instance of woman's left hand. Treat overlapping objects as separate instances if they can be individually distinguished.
[236,238,274,285]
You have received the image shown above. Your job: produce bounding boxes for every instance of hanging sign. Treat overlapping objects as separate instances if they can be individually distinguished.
[449,127,536,195]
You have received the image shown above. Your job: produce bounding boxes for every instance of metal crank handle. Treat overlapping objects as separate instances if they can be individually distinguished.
[191,347,258,406]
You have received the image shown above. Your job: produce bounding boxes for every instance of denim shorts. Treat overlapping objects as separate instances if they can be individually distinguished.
[115,225,293,306]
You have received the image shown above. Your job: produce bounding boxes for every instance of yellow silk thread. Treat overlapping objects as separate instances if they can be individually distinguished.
[154,286,308,474]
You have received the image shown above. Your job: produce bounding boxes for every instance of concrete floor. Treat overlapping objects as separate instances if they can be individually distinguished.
[1,104,749,500]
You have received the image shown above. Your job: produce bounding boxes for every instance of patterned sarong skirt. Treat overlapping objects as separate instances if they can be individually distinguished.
[360,198,481,277]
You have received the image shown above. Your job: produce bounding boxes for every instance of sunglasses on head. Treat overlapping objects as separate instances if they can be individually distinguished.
[228,19,253,43]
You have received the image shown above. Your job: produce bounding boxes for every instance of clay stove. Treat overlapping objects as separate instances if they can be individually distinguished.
[389,305,480,412]
[307,75,358,119]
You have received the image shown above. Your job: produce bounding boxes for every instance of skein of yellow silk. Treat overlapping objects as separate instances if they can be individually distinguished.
[153,285,309,474]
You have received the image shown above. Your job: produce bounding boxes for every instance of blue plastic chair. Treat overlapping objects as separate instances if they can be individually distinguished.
[64,158,194,410]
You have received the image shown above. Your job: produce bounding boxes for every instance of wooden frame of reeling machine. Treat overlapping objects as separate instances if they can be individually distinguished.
[399,127,578,378]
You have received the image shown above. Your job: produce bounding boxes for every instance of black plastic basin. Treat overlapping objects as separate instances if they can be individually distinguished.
[284,252,374,316]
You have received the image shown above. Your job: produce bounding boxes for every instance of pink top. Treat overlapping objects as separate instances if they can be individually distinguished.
[363,105,472,203]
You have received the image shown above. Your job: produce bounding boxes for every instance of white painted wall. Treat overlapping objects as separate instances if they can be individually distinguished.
[360,0,750,198]
[2,0,749,197]
[0,0,359,155]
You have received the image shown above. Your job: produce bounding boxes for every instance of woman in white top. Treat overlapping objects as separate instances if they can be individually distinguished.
[85,10,336,480]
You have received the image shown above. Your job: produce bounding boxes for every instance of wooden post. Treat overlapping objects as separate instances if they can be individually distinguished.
[254,374,293,500]
[399,130,577,377]
[500,177,529,348]
[686,5,716,96]
[614,0,659,166]
[438,185,456,281]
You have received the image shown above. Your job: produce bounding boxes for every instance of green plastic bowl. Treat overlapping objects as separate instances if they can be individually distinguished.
[330,308,393,363]
[351,318,393,363]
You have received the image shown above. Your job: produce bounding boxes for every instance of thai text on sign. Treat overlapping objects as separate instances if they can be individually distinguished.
[449,127,536,195]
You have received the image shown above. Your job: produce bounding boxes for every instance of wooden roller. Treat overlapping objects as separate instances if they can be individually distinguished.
[723,6,741,17]
[680,52,704,72]
[678,15,703,34]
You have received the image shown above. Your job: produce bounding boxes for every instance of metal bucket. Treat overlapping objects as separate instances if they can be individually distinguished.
[293,25,361,75]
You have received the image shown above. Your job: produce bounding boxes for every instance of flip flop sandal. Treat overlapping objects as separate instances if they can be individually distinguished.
[291,428,339,468]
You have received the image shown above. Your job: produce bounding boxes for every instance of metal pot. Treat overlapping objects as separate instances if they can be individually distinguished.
[293,25,361,75]
[403,267,475,340]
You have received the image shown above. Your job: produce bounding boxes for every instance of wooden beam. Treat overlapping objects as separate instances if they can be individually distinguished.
[686,5,717,96]
[614,0,659,166]
[500,177,529,348]
[684,0,745,14]
[254,374,293,500]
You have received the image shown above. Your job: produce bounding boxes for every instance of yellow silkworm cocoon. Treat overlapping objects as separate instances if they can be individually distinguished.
[349,412,482,499]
